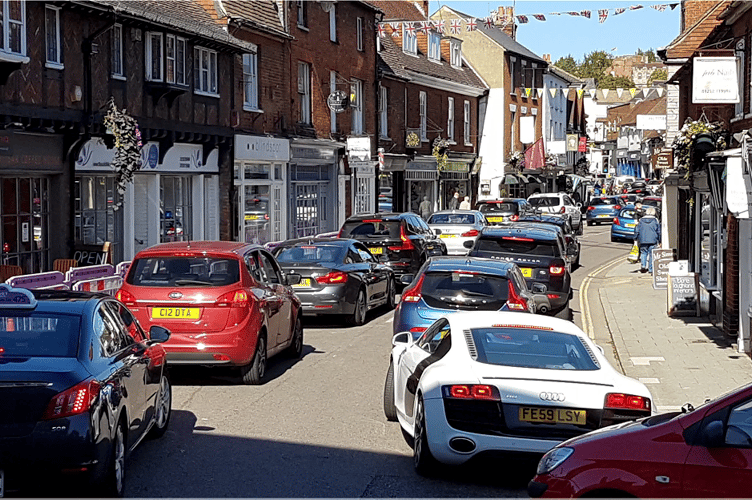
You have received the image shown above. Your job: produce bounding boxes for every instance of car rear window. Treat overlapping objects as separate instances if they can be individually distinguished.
[0,313,81,357]
[129,257,241,287]
[589,198,615,206]
[619,209,637,219]
[421,271,509,310]
[470,327,599,370]
[529,197,560,208]
[276,244,345,263]
[428,214,476,225]
[474,237,559,256]
[478,203,517,214]
[340,220,401,238]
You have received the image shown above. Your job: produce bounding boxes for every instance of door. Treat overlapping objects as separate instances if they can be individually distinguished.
[258,250,291,350]
[355,243,387,303]
[242,184,271,244]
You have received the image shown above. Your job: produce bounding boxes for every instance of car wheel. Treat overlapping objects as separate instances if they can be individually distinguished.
[414,396,438,476]
[401,427,415,448]
[383,361,398,422]
[576,221,584,235]
[385,277,396,310]
[240,335,266,385]
[99,420,126,497]
[611,234,617,242]
[348,289,367,326]
[587,220,593,226]
[286,315,304,358]
[148,372,172,438]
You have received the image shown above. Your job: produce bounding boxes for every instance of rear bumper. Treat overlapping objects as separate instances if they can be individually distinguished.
[292,286,353,315]
[159,316,261,366]
[612,226,636,239]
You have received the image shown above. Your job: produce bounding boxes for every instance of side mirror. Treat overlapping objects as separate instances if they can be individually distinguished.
[399,274,415,286]
[392,332,412,346]
[463,240,474,249]
[700,420,725,448]
[595,345,605,355]
[286,273,302,286]
[149,325,171,344]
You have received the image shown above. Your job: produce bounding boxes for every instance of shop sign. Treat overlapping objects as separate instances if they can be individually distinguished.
[235,135,289,162]
[442,162,469,173]
[406,131,420,148]
[347,137,371,162]
[652,248,676,289]
[578,137,587,153]
[350,161,375,174]
[727,155,751,218]
[692,57,739,104]
[0,132,63,171]
[566,134,578,151]
[653,149,673,170]
[326,90,349,113]
[291,146,335,161]
[76,138,158,172]
[160,143,218,173]
[637,114,667,130]
[0,131,12,155]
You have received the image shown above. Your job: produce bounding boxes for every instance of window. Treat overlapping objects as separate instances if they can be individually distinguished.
[447,97,455,142]
[330,70,337,133]
[419,91,427,140]
[464,100,471,145]
[146,32,163,82]
[522,60,528,88]
[356,17,364,51]
[243,53,258,110]
[351,79,364,135]
[726,399,752,447]
[297,0,307,28]
[510,56,519,91]
[194,46,218,95]
[379,85,388,138]
[428,31,440,61]
[737,38,745,117]
[511,110,517,147]
[329,3,337,42]
[402,23,417,55]
[0,0,26,57]
[111,24,124,78]
[450,40,461,67]
[45,5,61,68]
[165,35,186,85]
[298,62,311,124]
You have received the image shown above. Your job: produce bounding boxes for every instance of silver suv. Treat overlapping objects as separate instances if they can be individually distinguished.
[527,193,583,233]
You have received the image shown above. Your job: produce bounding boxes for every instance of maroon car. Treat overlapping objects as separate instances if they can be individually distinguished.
[117,241,302,385]
[529,382,752,498]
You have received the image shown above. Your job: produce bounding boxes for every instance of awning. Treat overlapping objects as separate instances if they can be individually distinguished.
[502,173,521,184]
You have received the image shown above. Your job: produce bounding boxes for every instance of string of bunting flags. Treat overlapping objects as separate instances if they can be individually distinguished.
[517,86,666,100]
[376,3,679,36]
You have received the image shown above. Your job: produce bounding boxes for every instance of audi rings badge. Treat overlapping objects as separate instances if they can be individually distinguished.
[539,392,566,402]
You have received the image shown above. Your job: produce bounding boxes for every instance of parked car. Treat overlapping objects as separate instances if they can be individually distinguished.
[426,210,486,255]
[0,285,172,497]
[529,381,752,498]
[272,238,395,325]
[647,179,663,195]
[611,205,638,242]
[338,213,446,280]
[393,256,536,338]
[514,214,582,269]
[616,193,643,206]
[383,311,653,476]
[475,199,533,225]
[116,241,303,385]
[642,196,663,219]
[585,196,622,226]
[527,193,583,234]
[466,225,572,314]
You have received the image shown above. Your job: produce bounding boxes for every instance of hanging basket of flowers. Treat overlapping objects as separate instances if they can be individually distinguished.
[507,150,525,172]
[432,137,449,171]
[103,98,142,210]
[672,118,726,172]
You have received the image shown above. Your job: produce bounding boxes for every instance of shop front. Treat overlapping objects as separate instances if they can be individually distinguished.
[405,156,438,215]
[379,154,409,213]
[290,139,342,237]
[439,156,474,210]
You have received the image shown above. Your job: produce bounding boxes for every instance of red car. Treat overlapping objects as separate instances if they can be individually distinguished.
[529,382,752,498]
[116,241,302,385]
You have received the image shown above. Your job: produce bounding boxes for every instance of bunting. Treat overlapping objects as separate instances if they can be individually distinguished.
[450,19,462,34]
[598,9,608,23]
[524,88,532,97]
[466,18,477,31]
[533,14,546,21]
[390,22,401,37]
[576,89,585,98]
[549,88,557,98]
[656,88,664,97]
[580,10,591,18]
[602,89,609,99]
[537,88,544,98]
[376,22,386,38]
[516,15,529,24]
[483,17,494,29]
[589,89,597,98]
[651,4,667,11]
[629,88,638,98]
[420,21,431,34]
[670,3,679,9]
[434,20,445,34]
[404,22,415,36]
[629,5,644,10]
[614,8,626,15]
[616,88,624,98]
[565,11,580,16]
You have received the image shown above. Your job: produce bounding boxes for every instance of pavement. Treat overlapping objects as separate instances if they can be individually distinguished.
[591,257,752,413]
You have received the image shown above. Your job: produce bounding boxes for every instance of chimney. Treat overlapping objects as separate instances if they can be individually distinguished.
[495,5,517,40]
[680,1,720,33]
[543,53,551,63]
[195,0,225,24]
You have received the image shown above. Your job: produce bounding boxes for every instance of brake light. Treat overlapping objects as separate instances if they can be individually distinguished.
[337,228,344,237]
[115,289,136,307]
[587,206,595,211]
[388,226,415,251]
[461,229,479,237]
[614,205,622,210]
[549,263,566,275]
[216,289,250,307]
[363,219,382,223]
[559,206,566,214]
[401,274,425,302]
[315,271,348,284]
[613,217,619,225]
[506,280,528,311]
[605,393,651,411]
[510,215,519,221]
[42,379,100,420]
[410,327,427,334]
[444,384,500,401]
[502,236,534,242]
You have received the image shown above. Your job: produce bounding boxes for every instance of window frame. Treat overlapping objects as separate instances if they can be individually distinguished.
[297,0,307,29]
[146,31,163,82]
[194,45,219,97]
[447,97,455,143]
[298,61,311,124]
[379,85,388,138]
[44,5,62,69]
[0,0,27,58]
[351,78,364,135]
[450,39,461,67]
[419,91,427,141]
[464,100,471,146]
[736,38,745,118]
[428,31,441,62]
[329,3,337,42]
[165,34,186,86]
[330,70,337,133]
[356,17,364,51]
[402,23,417,55]
[111,23,124,79]
[243,52,259,111]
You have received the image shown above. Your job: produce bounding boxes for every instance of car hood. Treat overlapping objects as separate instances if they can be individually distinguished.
[556,412,683,450]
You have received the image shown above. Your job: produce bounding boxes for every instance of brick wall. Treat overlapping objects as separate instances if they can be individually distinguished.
[681,1,720,32]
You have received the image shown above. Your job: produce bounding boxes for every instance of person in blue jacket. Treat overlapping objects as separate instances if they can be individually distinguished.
[633,206,661,273]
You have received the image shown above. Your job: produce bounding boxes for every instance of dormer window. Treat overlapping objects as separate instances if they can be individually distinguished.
[428,31,440,61]
[450,40,461,67]
[402,23,417,55]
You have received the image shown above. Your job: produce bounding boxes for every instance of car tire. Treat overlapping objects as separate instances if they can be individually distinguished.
[383,361,398,422]
[148,372,172,438]
[611,235,617,242]
[99,419,126,497]
[587,220,593,226]
[414,396,438,476]
[385,277,396,310]
[401,427,415,448]
[285,315,304,358]
[576,221,583,235]
[240,335,266,385]
[348,289,367,326]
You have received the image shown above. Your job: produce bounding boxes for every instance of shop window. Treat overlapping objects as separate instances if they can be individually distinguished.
[0,0,26,57]
[1,177,49,274]
[45,5,62,69]
[160,176,192,243]
[74,176,123,264]
[194,46,218,96]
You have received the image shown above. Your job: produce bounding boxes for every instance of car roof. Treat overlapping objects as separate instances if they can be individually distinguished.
[516,214,569,226]
[429,209,482,215]
[423,256,516,274]
[506,221,564,235]
[134,240,257,256]
[344,213,408,221]
[444,310,586,337]
[0,288,107,315]
[480,225,560,241]
[643,196,662,201]
[277,237,355,247]
[476,199,526,204]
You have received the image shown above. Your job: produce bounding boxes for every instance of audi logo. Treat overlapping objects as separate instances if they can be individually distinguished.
[539,392,566,402]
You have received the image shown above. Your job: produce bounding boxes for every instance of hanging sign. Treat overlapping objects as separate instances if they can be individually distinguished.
[327,90,349,113]
[693,57,739,104]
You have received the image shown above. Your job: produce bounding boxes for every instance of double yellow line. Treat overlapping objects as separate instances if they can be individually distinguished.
[579,255,625,339]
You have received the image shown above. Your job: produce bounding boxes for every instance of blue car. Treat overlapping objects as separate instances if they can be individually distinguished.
[585,196,622,226]
[393,256,535,338]
[0,285,172,496]
[611,205,638,242]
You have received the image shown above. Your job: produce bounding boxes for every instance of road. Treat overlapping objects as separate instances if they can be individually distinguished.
[125,224,631,498]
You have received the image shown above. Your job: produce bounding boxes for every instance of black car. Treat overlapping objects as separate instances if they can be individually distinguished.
[466,225,572,314]
[338,213,446,279]
[515,214,582,268]
[272,238,396,325]
[475,198,533,225]
[0,285,171,497]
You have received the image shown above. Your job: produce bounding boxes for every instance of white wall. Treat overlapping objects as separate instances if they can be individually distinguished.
[478,87,506,199]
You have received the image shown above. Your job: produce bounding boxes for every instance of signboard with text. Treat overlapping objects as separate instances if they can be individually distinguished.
[652,248,676,290]
[668,273,700,316]
[693,57,739,104]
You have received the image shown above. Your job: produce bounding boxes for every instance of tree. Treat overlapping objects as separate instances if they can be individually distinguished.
[648,68,668,84]
[599,74,636,89]
[554,54,579,75]
[579,50,613,83]
[637,48,657,63]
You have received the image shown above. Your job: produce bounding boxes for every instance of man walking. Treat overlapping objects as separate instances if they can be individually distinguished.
[633,207,661,273]
[448,191,460,210]
[419,196,432,220]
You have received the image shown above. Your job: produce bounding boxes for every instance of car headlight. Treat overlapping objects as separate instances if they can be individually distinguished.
[536,447,574,475]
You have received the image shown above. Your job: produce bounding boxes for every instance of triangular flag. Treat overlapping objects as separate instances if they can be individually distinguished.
[390,22,401,37]
[516,15,529,24]
[466,18,477,31]
[643,88,652,98]
[580,10,591,19]
[533,14,546,21]
[524,88,532,97]
[537,88,544,98]
[404,22,415,36]
[483,17,494,29]
[450,19,462,34]
[549,88,557,98]
[629,88,638,98]
[669,3,679,10]
[657,88,664,97]
[602,88,609,99]
[434,20,445,34]
[376,23,386,38]
[616,88,624,98]
[576,89,584,98]
[630,5,644,10]
[589,89,597,98]
[598,9,608,23]
[565,12,580,16]
[614,8,626,15]
[651,4,668,11]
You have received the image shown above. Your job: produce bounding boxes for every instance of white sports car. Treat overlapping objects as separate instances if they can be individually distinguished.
[382,311,653,475]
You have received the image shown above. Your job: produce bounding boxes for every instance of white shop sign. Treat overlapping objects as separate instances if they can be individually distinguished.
[727,155,752,219]
[76,139,218,173]
[347,137,371,162]
[692,57,739,104]
[636,114,667,130]
[235,135,290,162]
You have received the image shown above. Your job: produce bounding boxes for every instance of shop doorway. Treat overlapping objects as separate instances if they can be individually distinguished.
[74,175,124,264]
[160,176,193,243]
[1,177,50,274]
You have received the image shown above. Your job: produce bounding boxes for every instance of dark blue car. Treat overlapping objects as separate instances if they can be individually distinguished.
[611,205,638,242]
[0,285,171,497]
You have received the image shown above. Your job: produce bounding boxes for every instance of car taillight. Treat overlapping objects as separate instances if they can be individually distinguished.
[506,280,528,311]
[115,289,136,307]
[510,215,519,221]
[410,327,427,334]
[587,206,595,211]
[401,275,425,302]
[42,379,100,420]
[443,384,500,401]
[604,393,651,411]
[549,262,566,275]
[461,229,479,237]
[614,205,622,210]
[559,206,566,214]
[216,289,250,308]
[388,226,415,251]
[337,228,344,237]
[315,271,348,284]
[613,217,619,225]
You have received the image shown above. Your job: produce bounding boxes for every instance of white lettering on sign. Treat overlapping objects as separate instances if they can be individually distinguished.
[73,250,107,266]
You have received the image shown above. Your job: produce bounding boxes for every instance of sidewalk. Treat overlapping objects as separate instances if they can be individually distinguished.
[595,259,752,412]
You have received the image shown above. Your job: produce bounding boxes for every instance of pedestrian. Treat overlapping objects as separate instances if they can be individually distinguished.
[459,196,471,210]
[448,191,460,210]
[633,206,661,274]
[419,196,432,220]
[634,202,644,220]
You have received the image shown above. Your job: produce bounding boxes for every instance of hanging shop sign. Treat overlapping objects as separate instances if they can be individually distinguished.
[578,137,588,153]
[406,131,420,148]
[653,149,673,170]
[727,155,751,219]
[327,90,349,113]
[566,134,579,151]
[347,137,371,162]
[692,57,739,104]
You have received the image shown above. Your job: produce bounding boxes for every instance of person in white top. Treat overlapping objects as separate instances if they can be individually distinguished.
[459,196,471,210]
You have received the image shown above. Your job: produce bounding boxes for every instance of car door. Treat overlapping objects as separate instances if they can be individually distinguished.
[355,242,388,304]
[415,216,442,255]
[245,251,278,349]
[257,250,291,351]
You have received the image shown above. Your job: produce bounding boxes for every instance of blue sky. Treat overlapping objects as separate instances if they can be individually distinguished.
[436,1,681,63]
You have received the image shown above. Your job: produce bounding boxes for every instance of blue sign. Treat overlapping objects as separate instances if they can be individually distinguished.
[0,284,37,308]
[147,144,159,169]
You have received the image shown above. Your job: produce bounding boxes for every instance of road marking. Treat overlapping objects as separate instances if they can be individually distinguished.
[580,254,624,339]
[630,356,665,366]
[639,377,661,384]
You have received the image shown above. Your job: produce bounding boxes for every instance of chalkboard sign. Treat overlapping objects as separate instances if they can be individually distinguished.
[652,248,676,290]
[668,273,699,317]
[72,242,110,266]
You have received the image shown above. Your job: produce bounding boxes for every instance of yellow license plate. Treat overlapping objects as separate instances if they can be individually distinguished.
[519,407,586,425]
[293,278,311,288]
[152,307,200,319]
[626,223,636,228]
[370,247,383,255]
[520,268,533,278]
[487,216,504,223]
[245,214,259,221]
[597,214,610,218]
[439,234,456,238]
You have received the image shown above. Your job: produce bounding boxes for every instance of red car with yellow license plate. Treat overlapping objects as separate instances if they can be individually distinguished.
[116,241,303,385]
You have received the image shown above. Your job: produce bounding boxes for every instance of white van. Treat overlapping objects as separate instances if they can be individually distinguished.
[614,175,635,189]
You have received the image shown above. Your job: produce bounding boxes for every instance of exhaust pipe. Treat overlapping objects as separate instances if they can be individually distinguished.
[538,305,549,314]
[449,437,476,453]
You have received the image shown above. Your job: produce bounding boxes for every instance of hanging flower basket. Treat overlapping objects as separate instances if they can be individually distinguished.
[671,118,725,172]
[103,99,142,210]
[507,150,525,172]
[432,137,449,171]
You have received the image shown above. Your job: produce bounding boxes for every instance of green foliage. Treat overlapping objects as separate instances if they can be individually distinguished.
[648,68,668,84]
[599,74,636,89]
[554,55,578,75]
[579,50,613,81]
[637,48,657,62]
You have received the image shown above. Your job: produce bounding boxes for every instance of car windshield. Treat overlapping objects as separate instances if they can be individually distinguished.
[0,313,81,357]
[474,237,558,256]
[529,197,560,208]
[469,327,599,370]
[276,244,345,263]
[428,214,476,225]
[129,257,241,286]
[479,203,517,214]
[340,220,401,238]
[421,271,510,310]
